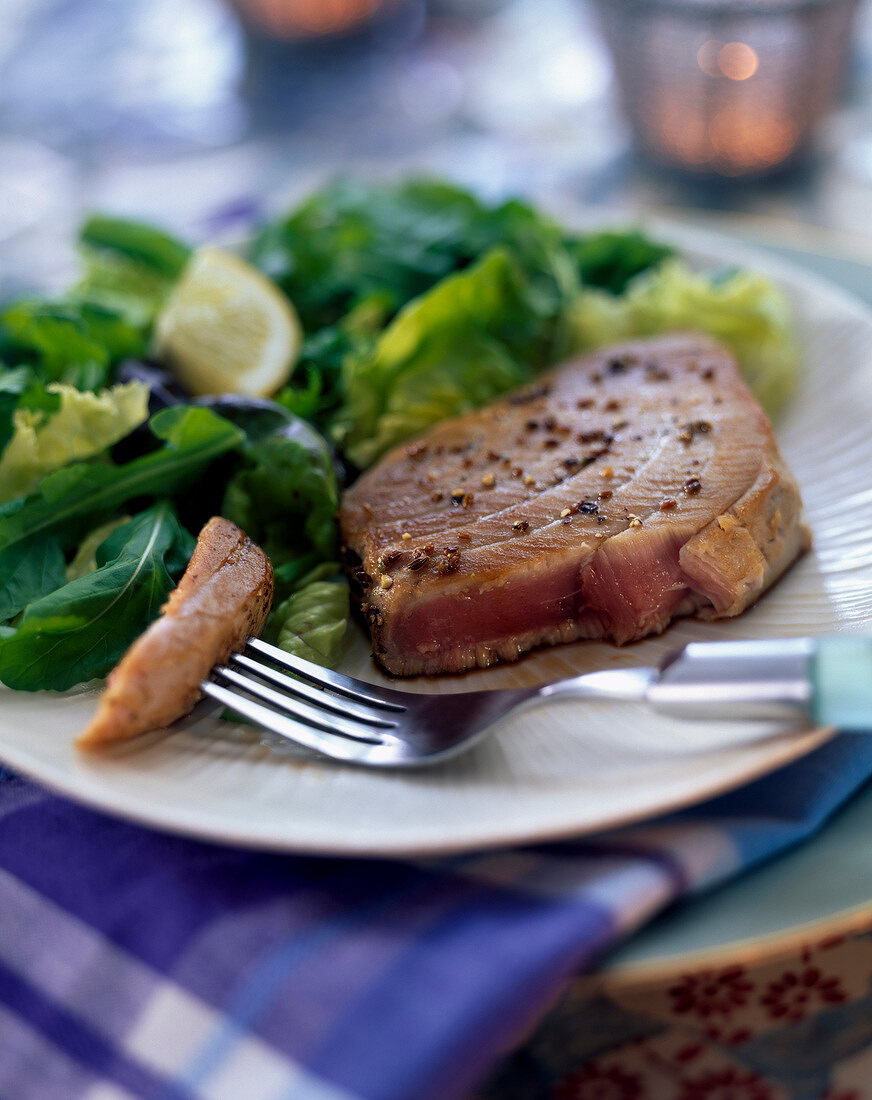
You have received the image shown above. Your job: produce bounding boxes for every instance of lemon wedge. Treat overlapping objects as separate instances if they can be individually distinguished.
[154,247,302,397]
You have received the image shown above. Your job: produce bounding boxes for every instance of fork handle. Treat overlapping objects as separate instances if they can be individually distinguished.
[648,636,872,729]
[811,636,872,730]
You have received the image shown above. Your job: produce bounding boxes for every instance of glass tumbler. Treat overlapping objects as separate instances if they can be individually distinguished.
[592,0,860,178]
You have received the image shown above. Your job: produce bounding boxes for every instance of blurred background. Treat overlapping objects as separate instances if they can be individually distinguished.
[2,0,872,288]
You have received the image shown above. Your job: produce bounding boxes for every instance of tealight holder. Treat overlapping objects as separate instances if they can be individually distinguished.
[229,0,403,40]
[593,0,860,178]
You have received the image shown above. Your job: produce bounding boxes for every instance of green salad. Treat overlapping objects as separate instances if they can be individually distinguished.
[0,179,799,692]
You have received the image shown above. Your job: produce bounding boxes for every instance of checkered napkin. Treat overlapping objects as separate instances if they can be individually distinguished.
[1,734,871,1100]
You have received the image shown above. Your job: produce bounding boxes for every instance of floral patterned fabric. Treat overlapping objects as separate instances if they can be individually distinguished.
[483,931,872,1098]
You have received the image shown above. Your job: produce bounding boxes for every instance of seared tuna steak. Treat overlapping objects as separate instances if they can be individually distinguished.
[78,517,273,748]
[340,334,809,676]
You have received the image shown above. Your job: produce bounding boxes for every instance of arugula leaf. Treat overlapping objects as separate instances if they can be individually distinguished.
[0,533,67,623]
[74,217,191,329]
[65,516,131,582]
[0,502,194,691]
[0,406,242,617]
[78,215,191,279]
[271,553,323,603]
[274,299,384,430]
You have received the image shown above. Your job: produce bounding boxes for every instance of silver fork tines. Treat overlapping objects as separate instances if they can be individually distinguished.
[202,679,396,764]
[228,652,394,726]
[246,637,403,710]
[197,636,820,769]
[214,664,396,742]
[198,637,538,768]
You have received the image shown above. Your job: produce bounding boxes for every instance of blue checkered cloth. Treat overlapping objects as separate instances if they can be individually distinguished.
[1,734,870,1100]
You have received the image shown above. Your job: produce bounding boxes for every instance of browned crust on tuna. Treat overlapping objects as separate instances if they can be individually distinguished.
[77,517,273,748]
[340,334,809,676]
[681,449,810,620]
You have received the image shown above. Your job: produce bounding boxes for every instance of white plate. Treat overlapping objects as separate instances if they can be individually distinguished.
[1,222,869,857]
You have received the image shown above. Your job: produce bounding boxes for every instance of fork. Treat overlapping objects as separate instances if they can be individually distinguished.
[197,635,872,768]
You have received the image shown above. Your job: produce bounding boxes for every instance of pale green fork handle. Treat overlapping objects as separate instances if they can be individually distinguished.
[643,636,872,726]
[812,636,872,730]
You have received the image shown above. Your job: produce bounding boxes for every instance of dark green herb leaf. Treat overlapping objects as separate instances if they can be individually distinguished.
[0,367,38,454]
[0,533,67,623]
[248,178,575,335]
[222,416,339,569]
[0,502,194,691]
[0,406,242,620]
[568,229,674,296]
[274,320,375,429]
[0,300,146,390]
[79,216,191,279]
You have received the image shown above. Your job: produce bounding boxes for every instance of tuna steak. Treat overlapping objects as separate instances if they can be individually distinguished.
[340,334,809,676]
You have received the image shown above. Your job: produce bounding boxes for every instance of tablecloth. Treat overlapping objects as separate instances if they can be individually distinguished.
[2,732,872,1100]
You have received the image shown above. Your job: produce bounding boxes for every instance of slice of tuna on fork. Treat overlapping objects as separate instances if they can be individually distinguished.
[78,517,273,748]
[339,334,810,677]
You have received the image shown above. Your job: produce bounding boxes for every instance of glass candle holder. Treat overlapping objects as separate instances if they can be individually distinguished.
[229,0,404,40]
[593,0,860,178]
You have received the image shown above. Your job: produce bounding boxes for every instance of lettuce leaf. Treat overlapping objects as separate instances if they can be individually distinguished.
[570,260,798,414]
[0,381,149,502]
[252,181,675,452]
[266,564,348,668]
[334,248,561,468]
[220,412,349,667]
[0,219,189,391]
[256,179,583,434]
[0,502,194,691]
